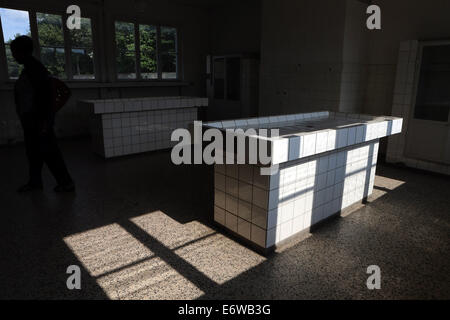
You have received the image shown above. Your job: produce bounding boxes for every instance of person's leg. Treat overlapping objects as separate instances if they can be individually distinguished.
[18,117,44,191]
[40,127,74,190]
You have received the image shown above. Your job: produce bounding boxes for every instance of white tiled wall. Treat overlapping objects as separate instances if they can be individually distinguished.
[84,96,208,115]
[84,96,207,158]
[90,108,198,158]
[214,141,379,249]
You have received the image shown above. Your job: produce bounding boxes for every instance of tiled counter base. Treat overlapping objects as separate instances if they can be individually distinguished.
[206,111,402,252]
[214,140,379,251]
[82,97,208,158]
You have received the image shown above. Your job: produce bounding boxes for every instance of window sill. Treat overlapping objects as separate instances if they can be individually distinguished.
[0,80,191,91]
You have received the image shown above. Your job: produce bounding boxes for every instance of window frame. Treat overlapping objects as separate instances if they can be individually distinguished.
[113,18,180,82]
[0,5,98,82]
[0,9,9,82]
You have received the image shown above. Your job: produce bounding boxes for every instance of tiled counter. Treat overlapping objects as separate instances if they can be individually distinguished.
[81,97,208,158]
[204,111,403,251]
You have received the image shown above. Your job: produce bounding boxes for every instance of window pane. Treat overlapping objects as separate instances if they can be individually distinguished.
[70,17,94,79]
[115,21,136,79]
[37,13,66,78]
[40,46,66,78]
[414,45,450,122]
[226,57,240,100]
[139,24,157,79]
[71,48,94,80]
[0,8,31,79]
[70,17,92,47]
[160,26,177,79]
[213,58,225,99]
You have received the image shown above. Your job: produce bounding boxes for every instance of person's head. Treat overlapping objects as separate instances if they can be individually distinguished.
[10,35,34,64]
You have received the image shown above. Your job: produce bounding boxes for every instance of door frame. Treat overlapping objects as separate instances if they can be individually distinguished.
[404,40,450,164]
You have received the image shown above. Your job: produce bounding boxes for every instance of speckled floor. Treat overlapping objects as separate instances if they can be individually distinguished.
[0,139,448,299]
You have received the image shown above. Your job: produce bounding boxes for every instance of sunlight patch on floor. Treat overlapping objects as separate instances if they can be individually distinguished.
[63,210,266,299]
[130,211,216,249]
[96,257,205,300]
[64,222,204,299]
[370,174,405,201]
[64,223,154,277]
[173,233,266,285]
[131,211,266,285]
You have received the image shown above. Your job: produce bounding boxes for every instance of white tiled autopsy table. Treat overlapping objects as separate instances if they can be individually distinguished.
[82,96,208,158]
[204,111,403,251]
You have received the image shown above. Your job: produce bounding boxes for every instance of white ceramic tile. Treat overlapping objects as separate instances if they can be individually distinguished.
[336,128,348,148]
[252,186,269,209]
[266,227,277,247]
[225,177,239,197]
[279,221,293,241]
[238,181,253,202]
[214,206,225,225]
[225,194,238,214]
[225,212,238,232]
[251,224,266,248]
[301,133,316,157]
[252,205,268,229]
[237,218,251,240]
[288,136,302,161]
[315,131,328,154]
[292,215,304,234]
[238,199,252,221]
[272,138,289,164]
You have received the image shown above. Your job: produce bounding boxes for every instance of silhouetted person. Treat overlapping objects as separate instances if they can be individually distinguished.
[11,36,75,192]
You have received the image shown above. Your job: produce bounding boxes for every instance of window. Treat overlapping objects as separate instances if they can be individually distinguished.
[160,26,177,79]
[115,21,178,80]
[0,7,95,80]
[139,24,157,79]
[0,8,31,79]
[69,17,94,80]
[36,13,66,78]
[414,44,450,122]
[37,13,95,80]
[115,21,136,79]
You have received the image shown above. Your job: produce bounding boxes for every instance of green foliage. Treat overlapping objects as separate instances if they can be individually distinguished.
[70,17,92,47]
[37,13,64,46]
[160,27,177,77]
[139,24,157,77]
[115,21,135,76]
[115,23,177,78]
[36,13,65,77]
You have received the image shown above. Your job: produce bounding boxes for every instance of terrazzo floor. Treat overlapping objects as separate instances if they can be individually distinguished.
[0,139,448,299]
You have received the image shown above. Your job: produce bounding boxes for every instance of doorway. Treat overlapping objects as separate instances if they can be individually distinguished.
[405,41,450,165]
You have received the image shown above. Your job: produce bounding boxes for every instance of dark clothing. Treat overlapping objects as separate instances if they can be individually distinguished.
[14,57,73,186]
[20,115,72,186]
[15,57,54,123]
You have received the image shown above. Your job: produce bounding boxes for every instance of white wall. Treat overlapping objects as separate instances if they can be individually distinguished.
[258,0,347,116]
[209,0,261,55]
[339,0,369,114]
